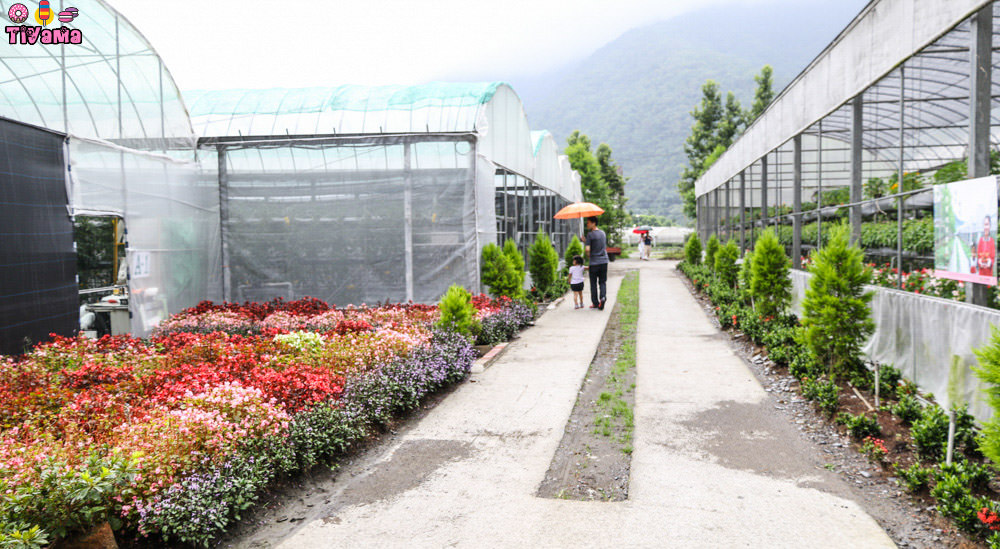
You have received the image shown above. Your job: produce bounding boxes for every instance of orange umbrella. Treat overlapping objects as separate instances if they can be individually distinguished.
[554,202,604,219]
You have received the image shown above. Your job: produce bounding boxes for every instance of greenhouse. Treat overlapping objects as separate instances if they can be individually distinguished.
[0,1,581,353]
[187,83,582,308]
[693,0,1000,419]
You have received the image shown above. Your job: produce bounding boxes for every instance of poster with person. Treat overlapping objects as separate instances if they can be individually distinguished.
[933,175,998,286]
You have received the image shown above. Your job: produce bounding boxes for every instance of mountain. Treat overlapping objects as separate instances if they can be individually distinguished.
[511,0,868,225]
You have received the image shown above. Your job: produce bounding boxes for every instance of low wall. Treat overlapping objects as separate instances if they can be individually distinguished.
[790,270,1000,422]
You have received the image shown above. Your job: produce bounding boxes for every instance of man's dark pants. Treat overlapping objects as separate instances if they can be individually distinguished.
[589,262,608,307]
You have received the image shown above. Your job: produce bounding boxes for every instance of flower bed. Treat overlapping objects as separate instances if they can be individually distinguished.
[0,295,530,547]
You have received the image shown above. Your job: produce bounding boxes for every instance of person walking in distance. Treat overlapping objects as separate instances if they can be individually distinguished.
[584,216,609,310]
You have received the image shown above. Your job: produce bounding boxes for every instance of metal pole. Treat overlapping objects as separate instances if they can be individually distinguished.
[739,171,746,256]
[817,120,823,248]
[725,180,731,242]
[850,95,863,246]
[792,135,802,269]
[968,3,993,306]
[897,67,906,289]
[712,188,719,239]
[218,146,231,301]
[403,142,414,302]
[116,15,122,139]
[761,155,769,233]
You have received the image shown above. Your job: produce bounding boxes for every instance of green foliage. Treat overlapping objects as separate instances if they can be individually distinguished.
[502,239,526,288]
[775,217,935,254]
[596,142,630,245]
[73,217,116,290]
[0,452,136,542]
[890,393,923,426]
[714,240,740,288]
[931,463,994,535]
[749,229,791,319]
[894,462,932,492]
[564,235,585,268]
[528,232,559,296]
[911,405,949,461]
[836,412,881,440]
[566,133,629,242]
[801,224,873,378]
[738,249,754,303]
[789,351,820,380]
[975,324,1000,466]
[747,65,775,123]
[877,364,902,400]
[480,243,522,298]
[802,377,840,416]
[684,233,702,265]
[436,285,476,337]
[704,235,720,273]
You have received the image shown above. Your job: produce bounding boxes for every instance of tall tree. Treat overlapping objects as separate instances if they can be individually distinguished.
[677,81,724,219]
[596,142,629,245]
[747,65,775,124]
[565,131,608,206]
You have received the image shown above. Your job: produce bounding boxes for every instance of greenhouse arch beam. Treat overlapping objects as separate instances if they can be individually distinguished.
[695,0,994,197]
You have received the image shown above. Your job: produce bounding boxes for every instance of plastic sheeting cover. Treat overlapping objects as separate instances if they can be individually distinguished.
[791,270,998,421]
[67,138,221,336]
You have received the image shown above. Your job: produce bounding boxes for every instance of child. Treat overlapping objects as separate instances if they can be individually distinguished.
[568,255,586,309]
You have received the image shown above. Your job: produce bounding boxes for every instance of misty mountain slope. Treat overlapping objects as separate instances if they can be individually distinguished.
[517,1,866,222]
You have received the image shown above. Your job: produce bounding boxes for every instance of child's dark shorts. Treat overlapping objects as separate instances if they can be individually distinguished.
[570,282,584,292]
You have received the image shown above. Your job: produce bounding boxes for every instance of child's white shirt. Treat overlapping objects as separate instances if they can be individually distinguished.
[569,265,585,284]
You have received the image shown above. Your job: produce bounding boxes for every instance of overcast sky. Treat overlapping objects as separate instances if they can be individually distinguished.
[112,0,829,92]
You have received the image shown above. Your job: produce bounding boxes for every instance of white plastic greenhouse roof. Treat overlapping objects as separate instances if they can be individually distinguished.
[187,82,543,190]
[695,0,998,196]
[0,0,194,148]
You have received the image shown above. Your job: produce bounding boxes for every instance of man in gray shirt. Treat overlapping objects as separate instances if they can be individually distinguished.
[584,216,609,310]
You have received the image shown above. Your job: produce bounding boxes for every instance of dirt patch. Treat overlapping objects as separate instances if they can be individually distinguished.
[537,272,637,502]
[678,270,982,549]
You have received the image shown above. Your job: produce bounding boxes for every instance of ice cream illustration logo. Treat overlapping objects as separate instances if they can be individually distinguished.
[6,2,83,45]
[34,0,52,25]
[7,4,29,23]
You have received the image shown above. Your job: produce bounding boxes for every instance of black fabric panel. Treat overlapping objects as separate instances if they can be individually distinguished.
[0,118,76,355]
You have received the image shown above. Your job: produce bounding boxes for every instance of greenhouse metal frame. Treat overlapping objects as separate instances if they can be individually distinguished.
[692,0,1000,419]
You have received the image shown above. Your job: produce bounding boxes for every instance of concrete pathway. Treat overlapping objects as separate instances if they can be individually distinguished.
[266,259,895,548]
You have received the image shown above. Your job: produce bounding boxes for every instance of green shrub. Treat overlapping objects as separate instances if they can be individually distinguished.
[975,325,1000,465]
[684,233,702,265]
[502,239,526,291]
[912,405,949,461]
[890,393,923,426]
[836,412,881,440]
[931,466,992,535]
[481,243,522,298]
[436,285,476,337]
[802,377,840,416]
[749,229,791,320]
[704,235,720,272]
[894,462,932,492]
[936,460,992,492]
[877,364,902,400]
[715,240,739,288]
[528,232,559,296]
[790,352,820,380]
[544,277,570,301]
[801,224,874,379]
[564,235,585,267]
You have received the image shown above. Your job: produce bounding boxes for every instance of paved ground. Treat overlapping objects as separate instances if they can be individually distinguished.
[264,259,896,548]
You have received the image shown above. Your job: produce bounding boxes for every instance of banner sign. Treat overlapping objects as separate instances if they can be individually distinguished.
[934,175,998,286]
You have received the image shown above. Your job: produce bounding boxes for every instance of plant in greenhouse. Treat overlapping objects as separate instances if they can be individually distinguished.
[714,240,739,288]
[683,233,702,266]
[480,243,521,298]
[435,285,476,337]
[749,229,791,319]
[800,224,873,378]
[564,235,585,267]
[528,232,559,297]
[704,234,720,272]
[502,239,526,291]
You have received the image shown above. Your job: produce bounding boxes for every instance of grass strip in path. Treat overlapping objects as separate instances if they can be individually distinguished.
[537,271,639,501]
